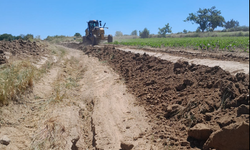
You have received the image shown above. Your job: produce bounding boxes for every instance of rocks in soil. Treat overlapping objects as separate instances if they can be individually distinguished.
[120,142,134,150]
[164,104,184,119]
[0,135,11,146]
[188,123,213,141]
[203,122,249,150]
[237,104,249,117]
[217,115,235,128]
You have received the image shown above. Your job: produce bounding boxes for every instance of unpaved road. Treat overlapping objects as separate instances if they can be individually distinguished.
[78,48,153,149]
[0,45,153,149]
[117,47,249,75]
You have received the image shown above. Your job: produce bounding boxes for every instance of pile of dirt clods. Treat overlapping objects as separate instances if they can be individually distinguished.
[66,44,249,150]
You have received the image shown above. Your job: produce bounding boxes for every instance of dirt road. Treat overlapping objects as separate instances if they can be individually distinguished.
[78,49,153,149]
[0,45,153,149]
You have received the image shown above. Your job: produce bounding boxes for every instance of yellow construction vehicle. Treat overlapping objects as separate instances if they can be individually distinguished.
[83,20,113,45]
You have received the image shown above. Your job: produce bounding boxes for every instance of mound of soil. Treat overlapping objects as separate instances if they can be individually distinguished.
[0,50,6,65]
[117,45,249,63]
[144,48,249,63]
[0,40,48,64]
[83,46,249,148]
[67,44,249,149]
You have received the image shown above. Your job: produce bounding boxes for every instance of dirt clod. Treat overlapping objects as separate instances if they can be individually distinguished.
[0,135,10,146]
[237,104,249,117]
[120,142,134,150]
[188,123,213,141]
[203,122,249,150]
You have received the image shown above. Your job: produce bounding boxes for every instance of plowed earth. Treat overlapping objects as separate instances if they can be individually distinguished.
[116,45,249,63]
[64,43,249,149]
[0,40,48,64]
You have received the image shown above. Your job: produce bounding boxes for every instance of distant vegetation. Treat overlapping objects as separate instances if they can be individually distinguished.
[184,6,225,32]
[74,33,82,37]
[139,28,150,38]
[112,37,249,52]
[115,6,248,39]
[158,23,172,37]
[45,35,82,43]
[131,30,137,36]
[115,31,123,37]
[0,33,36,41]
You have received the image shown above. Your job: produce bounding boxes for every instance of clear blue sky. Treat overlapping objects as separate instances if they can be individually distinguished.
[0,0,249,39]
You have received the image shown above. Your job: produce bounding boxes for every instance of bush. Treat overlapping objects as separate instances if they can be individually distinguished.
[74,33,82,37]
[183,29,188,34]
[115,31,123,37]
[238,32,244,36]
[196,28,201,33]
[131,30,137,36]
[221,26,249,32]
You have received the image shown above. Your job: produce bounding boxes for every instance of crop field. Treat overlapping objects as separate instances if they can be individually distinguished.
[113,37,249,52]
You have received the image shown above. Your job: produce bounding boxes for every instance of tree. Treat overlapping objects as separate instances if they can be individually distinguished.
[208,6,225,31]
[183,29,188,34]
[224,19,239,29]
[158,23,172,37]
[184,8,209,32]
[139,28,150,38]
[184,6,225,32]
[74,33,82,37]
[0,34,14,41]
[115,31,123,36]
[24,34,34,40]
[131,30,137,36]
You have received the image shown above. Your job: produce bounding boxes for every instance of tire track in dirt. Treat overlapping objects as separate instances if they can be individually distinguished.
[0,45,93,149]
[78,53,154,149]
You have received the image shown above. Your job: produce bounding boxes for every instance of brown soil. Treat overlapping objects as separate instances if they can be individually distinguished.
[0,40,48,64]
[0,40,249,149]
[116,45,249,63]
[67,44,249,149]
[0,43,154,149]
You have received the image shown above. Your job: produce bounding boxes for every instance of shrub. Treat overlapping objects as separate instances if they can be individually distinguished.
[74,33,82,37]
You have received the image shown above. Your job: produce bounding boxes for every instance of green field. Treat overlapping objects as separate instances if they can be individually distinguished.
[113,37,249,52]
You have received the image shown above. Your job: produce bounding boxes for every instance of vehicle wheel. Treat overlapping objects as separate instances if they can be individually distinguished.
[92,35,97,45]
[82,36,86,43]
[108,35,113,43]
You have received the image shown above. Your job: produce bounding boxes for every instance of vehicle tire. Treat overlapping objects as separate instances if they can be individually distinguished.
[92,35,97,45]
[108,35,113,43]
[82,36,86,43]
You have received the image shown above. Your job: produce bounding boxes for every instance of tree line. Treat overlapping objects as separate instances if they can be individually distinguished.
[115,6,247,38]
[0,33,39,41]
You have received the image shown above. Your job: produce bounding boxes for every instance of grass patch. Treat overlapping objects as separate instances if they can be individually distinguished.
[0,61,35,105]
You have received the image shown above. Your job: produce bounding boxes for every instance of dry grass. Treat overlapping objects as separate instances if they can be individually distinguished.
[31,117,66,150]
[0,59,56,105]
[49,56,85,103]
[0,43,65,105]
[0,61,35,105]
